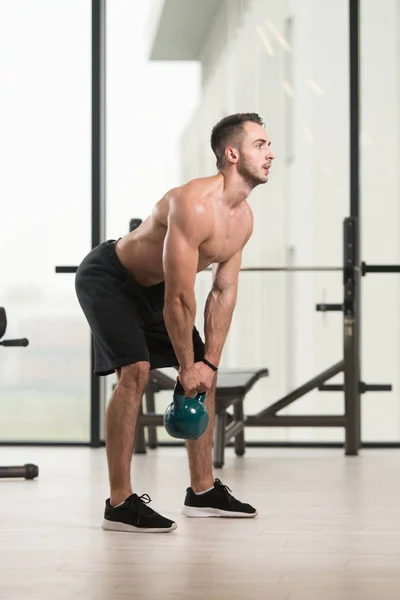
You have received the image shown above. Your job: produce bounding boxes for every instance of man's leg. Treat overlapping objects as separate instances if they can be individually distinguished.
[182,375,258,518]
[105,361,149,506]
[185,378,217,492]
[103,360,177,532]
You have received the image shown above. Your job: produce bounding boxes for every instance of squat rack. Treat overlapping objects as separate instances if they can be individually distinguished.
[239,218,400,456]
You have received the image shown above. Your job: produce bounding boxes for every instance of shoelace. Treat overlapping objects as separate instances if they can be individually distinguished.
[214,478,236,503]
[129,493,154,515]
[138,493,151,504]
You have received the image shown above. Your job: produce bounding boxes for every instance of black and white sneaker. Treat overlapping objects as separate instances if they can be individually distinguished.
[182,479,258,518]
[102,493,177,533]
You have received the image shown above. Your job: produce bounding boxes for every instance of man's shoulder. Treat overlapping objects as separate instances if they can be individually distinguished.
[163,177,217,239]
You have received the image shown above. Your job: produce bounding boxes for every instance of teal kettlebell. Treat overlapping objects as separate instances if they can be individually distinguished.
[164,379,208,440]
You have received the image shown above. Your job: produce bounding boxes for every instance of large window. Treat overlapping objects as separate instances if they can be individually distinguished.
[0,0,92,441]
[360,0,400,441]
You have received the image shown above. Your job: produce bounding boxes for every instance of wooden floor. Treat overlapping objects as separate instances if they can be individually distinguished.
[1,446,400,599]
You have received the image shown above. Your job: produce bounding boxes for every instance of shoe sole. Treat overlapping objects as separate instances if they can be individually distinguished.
[181,506,258,518]
[101,519,177,533]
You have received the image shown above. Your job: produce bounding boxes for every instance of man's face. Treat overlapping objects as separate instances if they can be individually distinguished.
[236,122,275,186]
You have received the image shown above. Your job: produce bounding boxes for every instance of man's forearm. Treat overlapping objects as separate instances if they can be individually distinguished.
[163,295,196,369]
[203,289,236,366]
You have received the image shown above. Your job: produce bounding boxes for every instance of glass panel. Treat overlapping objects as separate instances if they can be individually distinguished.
[0,0,91,441]
[360,0,400,441]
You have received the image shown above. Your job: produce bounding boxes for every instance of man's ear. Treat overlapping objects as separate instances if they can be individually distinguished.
[225,146,239,164]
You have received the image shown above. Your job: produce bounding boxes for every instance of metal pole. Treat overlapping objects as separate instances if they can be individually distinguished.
[350,0,360,221]
[246,416,346,428]
[213,414,226,468]
[91,0,107,447]
[227,266,343,272]
[343,218,361,454]
[345,0,361,454]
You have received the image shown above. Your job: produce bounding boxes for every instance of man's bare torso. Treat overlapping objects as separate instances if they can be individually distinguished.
[115,174,253,287]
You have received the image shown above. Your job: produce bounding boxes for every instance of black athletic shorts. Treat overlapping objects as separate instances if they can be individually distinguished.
[75,239,205,376]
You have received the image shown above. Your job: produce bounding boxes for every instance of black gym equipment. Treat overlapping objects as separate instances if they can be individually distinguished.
[0,309,29,349]
[0,307,39,479]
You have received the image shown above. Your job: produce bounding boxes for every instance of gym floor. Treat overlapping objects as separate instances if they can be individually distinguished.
[1,446,400,599]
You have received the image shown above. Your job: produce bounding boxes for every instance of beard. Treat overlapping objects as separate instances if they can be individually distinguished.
[236,155,267,188]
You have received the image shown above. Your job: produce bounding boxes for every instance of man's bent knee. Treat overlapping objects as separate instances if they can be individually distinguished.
[118,361,150,389]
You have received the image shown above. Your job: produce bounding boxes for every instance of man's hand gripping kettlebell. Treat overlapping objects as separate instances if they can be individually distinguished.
[178,361,217,397]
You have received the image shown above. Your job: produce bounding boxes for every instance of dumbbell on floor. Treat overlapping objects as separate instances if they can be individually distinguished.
[0,464,39,479]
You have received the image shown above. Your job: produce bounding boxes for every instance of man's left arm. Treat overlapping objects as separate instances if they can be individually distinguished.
[203,250,243,368]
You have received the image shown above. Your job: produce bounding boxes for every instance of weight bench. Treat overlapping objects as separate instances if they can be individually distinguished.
[134,367,269,468]
[0,307,38,480]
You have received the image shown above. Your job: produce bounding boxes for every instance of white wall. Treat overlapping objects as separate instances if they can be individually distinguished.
[181,0,400,442]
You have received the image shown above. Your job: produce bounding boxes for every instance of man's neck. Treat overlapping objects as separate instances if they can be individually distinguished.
[219,171,254,208]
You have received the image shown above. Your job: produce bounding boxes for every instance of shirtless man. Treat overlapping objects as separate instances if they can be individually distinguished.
[75,112,275,533]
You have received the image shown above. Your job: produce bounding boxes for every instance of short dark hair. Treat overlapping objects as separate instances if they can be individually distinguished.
[210,112,265,171]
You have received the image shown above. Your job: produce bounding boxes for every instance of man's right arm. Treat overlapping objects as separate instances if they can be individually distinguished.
[162,193,211,370]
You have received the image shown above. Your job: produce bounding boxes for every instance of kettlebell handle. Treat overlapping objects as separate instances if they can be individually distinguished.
[174,378,206,404]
